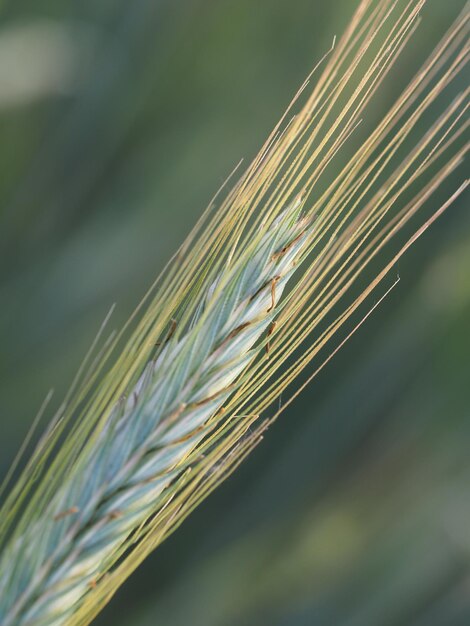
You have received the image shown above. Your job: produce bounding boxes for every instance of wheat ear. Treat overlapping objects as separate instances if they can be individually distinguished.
[0,197,312,626]
[0,0,468,624]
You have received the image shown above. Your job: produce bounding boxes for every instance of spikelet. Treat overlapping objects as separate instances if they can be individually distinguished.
[0,1,468,624]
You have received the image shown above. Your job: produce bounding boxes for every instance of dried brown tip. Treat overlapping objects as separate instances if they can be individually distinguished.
[53,506,79,521]
[271,230,307,261]
[155,318,178,348]
[167,318,177,342]
[190,383,236,409]
[218,321,252,349]
[266,321,277,357]
[171,423,206,446]
[166,403,187,425]
[267,276,281,312]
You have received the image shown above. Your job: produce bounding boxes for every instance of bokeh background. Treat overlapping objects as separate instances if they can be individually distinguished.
[0,0,469,624]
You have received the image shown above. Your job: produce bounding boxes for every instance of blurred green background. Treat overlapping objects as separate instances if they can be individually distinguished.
[0,0,469,624]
